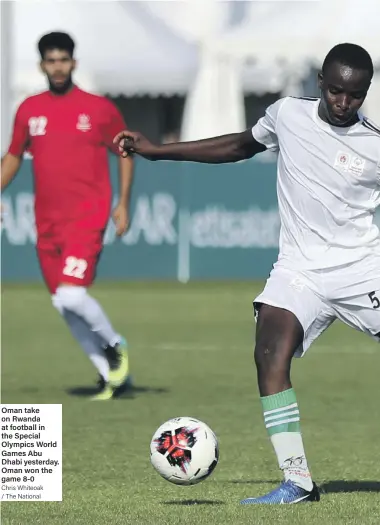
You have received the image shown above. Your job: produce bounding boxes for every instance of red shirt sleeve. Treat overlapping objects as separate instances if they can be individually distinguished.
[8,102,30,157]
[101,99,127,155]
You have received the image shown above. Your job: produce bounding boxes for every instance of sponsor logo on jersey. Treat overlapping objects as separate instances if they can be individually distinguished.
[76,114,91,132]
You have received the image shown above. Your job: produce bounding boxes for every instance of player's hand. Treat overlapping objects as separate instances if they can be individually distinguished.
[113,130,158,160]
[112,203,130,237]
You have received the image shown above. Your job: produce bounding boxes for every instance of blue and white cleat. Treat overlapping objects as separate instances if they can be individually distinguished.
[240,480,320,505]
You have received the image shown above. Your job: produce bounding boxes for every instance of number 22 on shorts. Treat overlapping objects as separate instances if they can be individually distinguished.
[368,291,380,309]
[63,256,88,279]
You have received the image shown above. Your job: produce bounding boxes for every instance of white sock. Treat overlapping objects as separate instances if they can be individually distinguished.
[271,433,313,491]
[262,389,313,491]
[52,295,110,380]
[63,310,110,381]
[55,286,121,347]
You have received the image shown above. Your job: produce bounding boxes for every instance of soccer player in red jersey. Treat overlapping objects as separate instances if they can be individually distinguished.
[1,32,133,400]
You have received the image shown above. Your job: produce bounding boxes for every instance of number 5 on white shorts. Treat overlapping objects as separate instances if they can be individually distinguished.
[368,291,380,309]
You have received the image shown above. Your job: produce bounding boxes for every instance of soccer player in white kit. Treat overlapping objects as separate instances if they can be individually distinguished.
[114,43,380,504]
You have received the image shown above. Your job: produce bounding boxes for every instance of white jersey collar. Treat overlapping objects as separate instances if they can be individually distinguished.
[312,100,364,135]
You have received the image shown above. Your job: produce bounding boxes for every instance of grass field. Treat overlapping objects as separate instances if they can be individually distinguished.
[1,281,380,525]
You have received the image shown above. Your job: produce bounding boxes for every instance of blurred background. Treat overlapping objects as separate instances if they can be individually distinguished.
[2,0,380,283]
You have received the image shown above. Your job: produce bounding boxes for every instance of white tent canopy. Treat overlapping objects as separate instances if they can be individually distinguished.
[217,0,380,66]
[217,0,380,99]
[12,0,198,101]
[3,1,380,148]
[11,0,296,101]
[202,0,380,135]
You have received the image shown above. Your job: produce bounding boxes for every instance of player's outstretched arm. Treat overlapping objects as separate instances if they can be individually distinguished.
[1,153,22,190]
[113,130,266,164]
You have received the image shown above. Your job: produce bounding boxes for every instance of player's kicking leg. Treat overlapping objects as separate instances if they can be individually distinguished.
[241,304,319,504]
[240,268,335,504]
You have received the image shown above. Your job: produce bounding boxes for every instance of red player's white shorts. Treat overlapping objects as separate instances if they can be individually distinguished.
[36,219,107,294]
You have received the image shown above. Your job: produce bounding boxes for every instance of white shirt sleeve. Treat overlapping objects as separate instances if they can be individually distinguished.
[251,98,287,152]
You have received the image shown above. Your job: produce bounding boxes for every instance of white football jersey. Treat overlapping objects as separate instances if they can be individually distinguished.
[252,97,380,269]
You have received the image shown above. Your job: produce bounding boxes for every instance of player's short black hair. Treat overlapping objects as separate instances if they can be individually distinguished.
[322,43,373,79]
[38,32,75,59]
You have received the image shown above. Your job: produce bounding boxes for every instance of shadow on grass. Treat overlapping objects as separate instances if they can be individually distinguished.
[321,481,380,494]
[66,379,169,399]
[163,500,225,506]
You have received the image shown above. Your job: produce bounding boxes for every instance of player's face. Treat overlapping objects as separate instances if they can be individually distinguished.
[318,62,371,126]
[40,49,76,93]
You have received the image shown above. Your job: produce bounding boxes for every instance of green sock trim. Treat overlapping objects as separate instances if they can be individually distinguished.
[261,388,301,436]
[261,388,297,412]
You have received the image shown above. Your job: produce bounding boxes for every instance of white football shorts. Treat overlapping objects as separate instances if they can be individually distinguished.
[254,254,380,357]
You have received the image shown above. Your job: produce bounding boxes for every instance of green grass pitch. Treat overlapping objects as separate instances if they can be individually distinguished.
[1,281,380,524]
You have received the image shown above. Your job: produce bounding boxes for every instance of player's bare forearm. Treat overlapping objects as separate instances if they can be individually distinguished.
[1,153,22,190]
[112,156,134,236]
[114,129,267,164]
[117,155,134,207]
[153,131,266,163]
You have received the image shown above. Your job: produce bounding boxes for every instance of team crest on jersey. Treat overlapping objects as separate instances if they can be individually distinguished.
[334,151,365,176]
[334,151,350,170]
[28,116,47,136]
[76,114,91,132]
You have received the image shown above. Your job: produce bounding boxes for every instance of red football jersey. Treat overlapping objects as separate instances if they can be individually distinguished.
[8,86,125,228]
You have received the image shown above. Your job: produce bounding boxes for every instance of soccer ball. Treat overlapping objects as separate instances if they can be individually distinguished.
[150,417,219,485]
